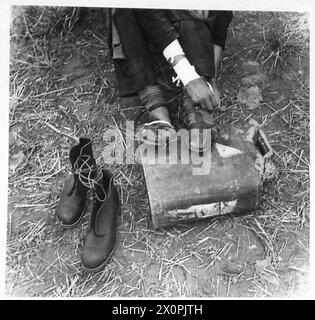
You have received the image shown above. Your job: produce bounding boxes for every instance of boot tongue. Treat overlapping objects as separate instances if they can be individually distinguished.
[80,138,93,158]
[69,138,94,168]
[70,138,97,189]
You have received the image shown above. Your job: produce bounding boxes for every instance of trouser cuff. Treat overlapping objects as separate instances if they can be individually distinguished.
[138,85,166,112]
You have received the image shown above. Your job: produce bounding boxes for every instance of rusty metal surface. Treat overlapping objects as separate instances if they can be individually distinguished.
[141,123,269,228]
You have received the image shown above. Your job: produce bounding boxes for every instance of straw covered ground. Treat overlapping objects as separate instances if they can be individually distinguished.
[7,7,310,297]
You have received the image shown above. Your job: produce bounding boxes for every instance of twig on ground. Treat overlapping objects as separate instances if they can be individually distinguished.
[42,121,79,143]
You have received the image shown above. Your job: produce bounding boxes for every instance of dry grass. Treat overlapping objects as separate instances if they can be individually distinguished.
[255,11,309,79]
[6,8,310,298]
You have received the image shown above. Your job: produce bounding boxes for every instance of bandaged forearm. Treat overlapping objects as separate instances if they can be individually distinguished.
[163,39,200,86]
[173,58,201,86]
[163,39,184,63]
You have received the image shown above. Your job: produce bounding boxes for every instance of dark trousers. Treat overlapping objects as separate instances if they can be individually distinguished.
[112,9,215,99]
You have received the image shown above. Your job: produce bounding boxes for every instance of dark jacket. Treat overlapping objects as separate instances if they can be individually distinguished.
[107,9,233,97]
[107,9,233,55]
[133,9,233,52]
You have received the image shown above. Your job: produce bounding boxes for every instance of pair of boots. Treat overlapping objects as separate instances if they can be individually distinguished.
[55,138,120,272]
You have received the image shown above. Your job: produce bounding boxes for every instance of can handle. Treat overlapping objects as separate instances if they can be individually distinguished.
[252,128,273,158]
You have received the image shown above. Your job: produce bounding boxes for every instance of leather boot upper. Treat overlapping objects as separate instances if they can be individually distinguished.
[81,169,120,271]
[56,138,97,227]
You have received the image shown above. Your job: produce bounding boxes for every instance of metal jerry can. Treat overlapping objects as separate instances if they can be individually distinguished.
[140,119,274,229]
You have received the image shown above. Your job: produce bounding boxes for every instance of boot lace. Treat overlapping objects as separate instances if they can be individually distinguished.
[73,155,107,202]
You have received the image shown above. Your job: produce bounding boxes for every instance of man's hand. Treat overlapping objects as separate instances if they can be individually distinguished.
[186,78,218,110]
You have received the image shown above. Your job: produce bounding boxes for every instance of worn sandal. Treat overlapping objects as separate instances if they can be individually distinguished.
[136,120,176,146]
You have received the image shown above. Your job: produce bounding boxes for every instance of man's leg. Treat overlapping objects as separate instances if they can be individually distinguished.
[138,85,171,123]
[174,19,217,132]
[170,17,219,150]
[111,9,171,124]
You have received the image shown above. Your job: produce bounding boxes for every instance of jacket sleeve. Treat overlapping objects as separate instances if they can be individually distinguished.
[134,9,180,53]
[212,11,233,50]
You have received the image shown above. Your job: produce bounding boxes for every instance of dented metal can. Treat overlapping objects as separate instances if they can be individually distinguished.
[141,119,274,229]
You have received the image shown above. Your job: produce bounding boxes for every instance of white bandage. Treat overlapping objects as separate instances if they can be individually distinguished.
[173,57,200,87]
[163,39,185,64]
[163,39,201,87]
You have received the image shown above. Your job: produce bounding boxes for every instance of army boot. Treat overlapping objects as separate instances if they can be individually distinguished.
[81,169,120,272]
[56,138,97,227]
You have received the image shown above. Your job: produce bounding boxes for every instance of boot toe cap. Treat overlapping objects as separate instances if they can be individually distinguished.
[81,233,115,272]
[81,246,112,271]
[55,197,85,226]
[56,207,80,226]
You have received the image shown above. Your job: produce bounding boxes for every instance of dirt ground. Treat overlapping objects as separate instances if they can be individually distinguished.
[7,9,310,297]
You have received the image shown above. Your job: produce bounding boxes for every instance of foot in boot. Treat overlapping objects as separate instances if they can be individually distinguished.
[56,138,97,227]
[186,109,217,152]
[182,91,217,151]
[81,169,120,272]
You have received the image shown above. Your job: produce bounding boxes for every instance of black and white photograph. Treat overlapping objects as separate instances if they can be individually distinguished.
[4,0,311,300]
